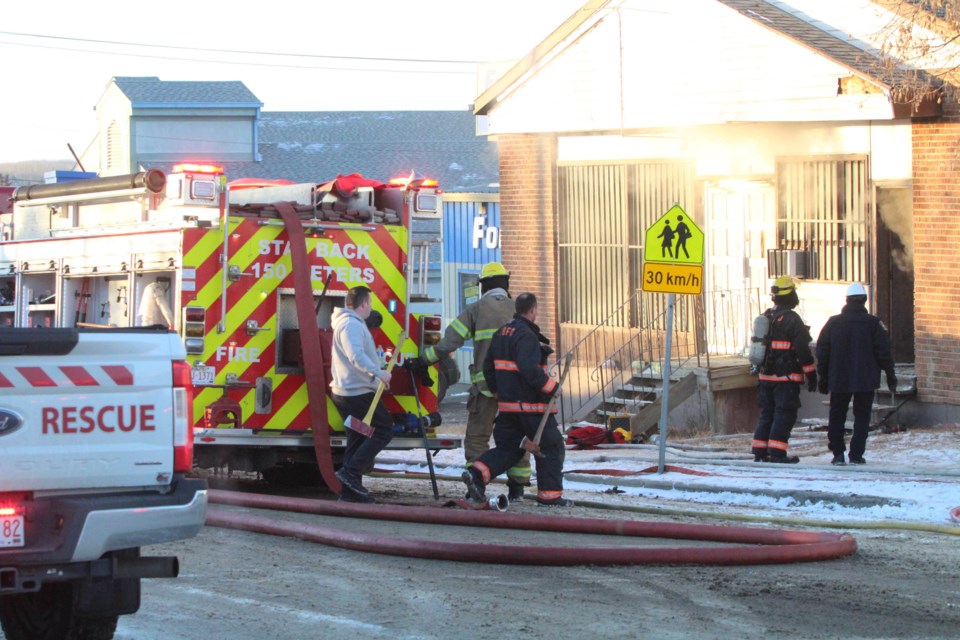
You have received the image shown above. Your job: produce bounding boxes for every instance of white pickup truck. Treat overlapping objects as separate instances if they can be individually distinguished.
[0,327,208,640]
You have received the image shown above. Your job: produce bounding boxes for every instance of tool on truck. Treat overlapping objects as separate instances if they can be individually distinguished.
[1,165,461,487]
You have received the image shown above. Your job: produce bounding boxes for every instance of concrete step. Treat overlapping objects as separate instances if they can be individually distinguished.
[603,396,654,407]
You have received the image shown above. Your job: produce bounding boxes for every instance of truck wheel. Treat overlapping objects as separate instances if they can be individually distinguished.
[0,582,119,640]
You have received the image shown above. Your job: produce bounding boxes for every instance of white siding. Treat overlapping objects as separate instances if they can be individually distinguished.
[485,0,898,135]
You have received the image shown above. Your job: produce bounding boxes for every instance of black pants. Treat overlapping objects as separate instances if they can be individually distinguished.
[332,392,393,486]
[828,391,874,459]
[753,381,801,458]
[471,412,565,498]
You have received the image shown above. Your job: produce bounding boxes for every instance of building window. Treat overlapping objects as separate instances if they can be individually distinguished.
[558,160,694,326]
[775,156,870,283]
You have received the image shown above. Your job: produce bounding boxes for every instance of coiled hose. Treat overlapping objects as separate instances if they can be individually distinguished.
[206,489,856,566]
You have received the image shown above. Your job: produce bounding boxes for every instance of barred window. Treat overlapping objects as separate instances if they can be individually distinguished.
[775,156,870,283]
[557,161,694,326]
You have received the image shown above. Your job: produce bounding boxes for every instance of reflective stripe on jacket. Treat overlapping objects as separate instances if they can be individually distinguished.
[483,314,558,414]
[422,288,513,396]
[757,305,815,384]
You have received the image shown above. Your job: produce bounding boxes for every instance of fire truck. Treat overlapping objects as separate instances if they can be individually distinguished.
[1,164,460,484]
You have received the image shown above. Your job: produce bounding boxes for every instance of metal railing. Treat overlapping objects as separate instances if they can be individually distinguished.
[555,287,762,425]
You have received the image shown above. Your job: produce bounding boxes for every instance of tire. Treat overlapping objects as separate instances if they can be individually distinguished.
[0,582,118,640]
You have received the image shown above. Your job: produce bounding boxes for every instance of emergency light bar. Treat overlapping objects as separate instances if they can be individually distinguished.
[172,164,224,175]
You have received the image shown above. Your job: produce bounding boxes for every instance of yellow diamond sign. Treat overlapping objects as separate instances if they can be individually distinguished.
[644,204,704,265]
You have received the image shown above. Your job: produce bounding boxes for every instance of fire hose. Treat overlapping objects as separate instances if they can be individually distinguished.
[206,489,856,566]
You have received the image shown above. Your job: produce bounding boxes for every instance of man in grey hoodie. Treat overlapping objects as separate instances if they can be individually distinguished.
[330,286,393,503]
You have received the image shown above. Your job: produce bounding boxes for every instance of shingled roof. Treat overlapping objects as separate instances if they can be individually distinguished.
[112,76,262,106]
[144,110,499,193]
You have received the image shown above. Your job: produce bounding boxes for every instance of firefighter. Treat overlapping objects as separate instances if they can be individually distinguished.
[816,282,897,465]
[461,293,572,507]
[411,261,531,501]
[751,275,817,463]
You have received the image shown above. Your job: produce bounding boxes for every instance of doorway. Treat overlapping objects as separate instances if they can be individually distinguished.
[875,186,914,362]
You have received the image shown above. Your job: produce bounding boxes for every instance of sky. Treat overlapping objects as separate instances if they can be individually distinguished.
[0,0,586,163]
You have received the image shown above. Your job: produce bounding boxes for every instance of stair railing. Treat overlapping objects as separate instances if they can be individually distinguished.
[554,289,706,425]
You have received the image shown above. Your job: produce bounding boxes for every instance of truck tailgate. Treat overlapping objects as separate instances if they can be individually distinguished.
[0,329,181,493]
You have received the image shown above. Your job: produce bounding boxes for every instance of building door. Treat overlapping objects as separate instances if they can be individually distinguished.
[875,186,914,362]
[704,180,775,354]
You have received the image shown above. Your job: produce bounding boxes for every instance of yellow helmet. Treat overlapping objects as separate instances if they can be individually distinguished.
[480,261,509,280]
[771,275,797,296]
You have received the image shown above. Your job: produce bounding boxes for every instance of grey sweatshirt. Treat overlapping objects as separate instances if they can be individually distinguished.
[330,307,383,396]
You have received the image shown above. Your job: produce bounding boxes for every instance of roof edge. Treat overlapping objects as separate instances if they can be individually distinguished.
[474,0,614,116]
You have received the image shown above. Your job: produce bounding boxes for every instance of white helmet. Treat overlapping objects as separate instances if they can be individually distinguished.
[846,282,866,297]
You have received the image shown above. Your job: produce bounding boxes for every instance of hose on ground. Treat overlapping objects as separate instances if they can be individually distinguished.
[206,489,856,566]
[368,470,960,536]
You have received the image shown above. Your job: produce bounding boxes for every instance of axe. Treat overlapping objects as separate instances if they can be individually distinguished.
[344,331,407,437]
[520,353,573,458]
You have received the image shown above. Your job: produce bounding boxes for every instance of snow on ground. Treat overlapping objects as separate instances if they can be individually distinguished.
[376,424,960,528]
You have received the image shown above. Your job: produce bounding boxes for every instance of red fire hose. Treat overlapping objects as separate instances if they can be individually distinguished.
[206,489,857,566]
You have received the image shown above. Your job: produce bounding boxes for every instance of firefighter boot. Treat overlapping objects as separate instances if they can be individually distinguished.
[461,469,486,503]
[506,481,526,503]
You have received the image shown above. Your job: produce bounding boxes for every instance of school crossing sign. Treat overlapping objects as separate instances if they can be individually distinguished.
[642,204,704,294]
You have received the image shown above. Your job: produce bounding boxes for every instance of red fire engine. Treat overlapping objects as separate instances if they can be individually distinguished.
[1,164,460,483]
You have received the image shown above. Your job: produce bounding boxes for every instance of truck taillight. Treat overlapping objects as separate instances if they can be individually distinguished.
[0,507,16,517]
[421,315,442,345]
[182,306,205,355]
[172,360,194,473]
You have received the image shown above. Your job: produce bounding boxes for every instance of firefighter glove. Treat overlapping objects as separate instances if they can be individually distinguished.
[818,379,829,395]
[887,373,898,394]
[404,357,434,388]
[806,371,818,393]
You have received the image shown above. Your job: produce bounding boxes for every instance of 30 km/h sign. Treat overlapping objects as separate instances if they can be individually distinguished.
[642,263,703,295]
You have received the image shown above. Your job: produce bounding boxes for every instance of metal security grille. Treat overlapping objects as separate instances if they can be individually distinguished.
[558,161,695,327]
[776,156,870,282]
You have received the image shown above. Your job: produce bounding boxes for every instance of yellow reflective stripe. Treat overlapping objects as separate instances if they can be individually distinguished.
[424,346,438,364]
[474,328,496,341]
[451,318,471,339]
[345,227,406,301]
[507,465,531,479]
[470,370,486,383]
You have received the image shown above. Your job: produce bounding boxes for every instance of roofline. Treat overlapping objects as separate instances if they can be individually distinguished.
[129,102,264,109]
[717,0,941,118]
[474,0,614,116]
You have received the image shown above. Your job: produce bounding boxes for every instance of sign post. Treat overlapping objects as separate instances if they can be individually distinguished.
[642,204,704,473]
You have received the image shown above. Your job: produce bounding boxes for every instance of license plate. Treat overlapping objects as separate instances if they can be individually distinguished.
[1,515,23,548]
[191,365,216,386]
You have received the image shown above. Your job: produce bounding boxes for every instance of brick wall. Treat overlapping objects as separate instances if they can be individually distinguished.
[913,92,960,404]
[498,134,560,340]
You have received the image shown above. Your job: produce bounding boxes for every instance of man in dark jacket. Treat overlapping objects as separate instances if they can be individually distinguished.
[752,276,817,464]
[816,282,897,465]
[460,293,571,507]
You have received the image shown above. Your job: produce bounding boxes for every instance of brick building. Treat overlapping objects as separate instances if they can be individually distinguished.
[475,0,960,419]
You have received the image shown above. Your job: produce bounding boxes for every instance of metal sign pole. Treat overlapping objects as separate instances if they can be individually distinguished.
[657,293,675,474]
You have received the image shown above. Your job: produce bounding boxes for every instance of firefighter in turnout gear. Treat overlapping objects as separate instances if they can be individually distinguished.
[417,262,531,500]
[752,276,817,463]
[461,293,572,507]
